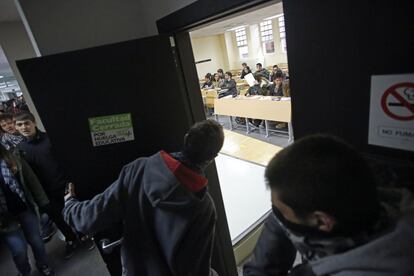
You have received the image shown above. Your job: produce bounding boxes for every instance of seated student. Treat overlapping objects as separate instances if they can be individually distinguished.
[247,74,270,96]
[255,63,270,80]
[201,73,214,89]
[244,135,414,276]
[14,112,94,259]
[63,120,224,276]
[212,73,224,89]
[0,113,24,149]
[241,66,252,79]
[244,74,270,127]
[219,71,238,98]
[0,144,55,276]
[268,73,290,97]
[269,65,284,82]
[217,68,225,79]
[267,73,291,129]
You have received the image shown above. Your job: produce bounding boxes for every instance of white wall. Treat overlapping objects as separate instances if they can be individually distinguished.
[191,34,229,79]
[17,0,196,55]
[0,21,44,129]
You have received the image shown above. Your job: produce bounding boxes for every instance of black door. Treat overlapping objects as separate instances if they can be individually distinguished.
[17,34,236,275]
[17,35,195,197]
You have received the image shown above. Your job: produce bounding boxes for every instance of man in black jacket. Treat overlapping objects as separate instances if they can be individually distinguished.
[63,120,224,276]
[243,135,414,276]
[14,112,93,259]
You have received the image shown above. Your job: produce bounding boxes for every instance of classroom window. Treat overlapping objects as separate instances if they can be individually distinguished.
[260,20,274,53]
[278,16,287,53]
[235,27,249,58]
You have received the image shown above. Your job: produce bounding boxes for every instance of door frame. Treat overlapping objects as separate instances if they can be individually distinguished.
[157,1,281,275]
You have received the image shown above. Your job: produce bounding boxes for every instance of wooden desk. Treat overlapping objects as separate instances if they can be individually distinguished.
[214,96,293,141]
[201,89,218,108]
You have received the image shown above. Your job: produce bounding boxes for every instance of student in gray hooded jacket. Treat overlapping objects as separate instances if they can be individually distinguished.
[63,120,224,276]
[244,135,414,276]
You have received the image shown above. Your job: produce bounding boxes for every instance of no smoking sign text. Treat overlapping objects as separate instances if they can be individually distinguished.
[369,74,414,152]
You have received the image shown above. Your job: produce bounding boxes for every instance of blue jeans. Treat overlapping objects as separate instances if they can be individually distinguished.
[1,210,49,275]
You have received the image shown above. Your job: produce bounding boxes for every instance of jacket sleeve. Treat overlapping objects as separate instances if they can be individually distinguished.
[20,157,50,208]
[243,214,297,276]
[62,165,129,235]
[229,79,237,90]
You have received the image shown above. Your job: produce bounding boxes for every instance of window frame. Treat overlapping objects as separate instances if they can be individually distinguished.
[235,27,249,59]
[260,20,275,54]
[278,16,287,53]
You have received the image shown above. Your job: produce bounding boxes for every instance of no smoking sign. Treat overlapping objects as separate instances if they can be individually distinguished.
[369,74,414,152]
[381,82,414,121]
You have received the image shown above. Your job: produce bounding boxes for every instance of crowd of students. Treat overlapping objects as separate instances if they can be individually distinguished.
[0,112,94,276]
[201,70,238,98]
[0,97,29,115]
[201,63,291,129]
[201,63,290,98]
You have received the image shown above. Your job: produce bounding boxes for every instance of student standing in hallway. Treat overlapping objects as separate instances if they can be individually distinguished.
[14,112,94,260]
[63,120,224,276]
[0,144,55,276]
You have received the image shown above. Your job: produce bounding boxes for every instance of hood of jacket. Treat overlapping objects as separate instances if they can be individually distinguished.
[310,188,414,276]
[142,151,208,210]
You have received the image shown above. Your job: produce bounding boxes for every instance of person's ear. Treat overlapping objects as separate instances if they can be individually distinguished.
[311,211,336,232]
[183,133,189,146]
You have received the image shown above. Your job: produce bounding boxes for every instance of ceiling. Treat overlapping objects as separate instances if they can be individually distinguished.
[190,1,283,38]
[0,47,12,75]
[0,0,21,22]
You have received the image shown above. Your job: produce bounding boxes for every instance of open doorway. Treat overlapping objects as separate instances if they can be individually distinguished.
[190,1,291,162]
[188,0,291,266]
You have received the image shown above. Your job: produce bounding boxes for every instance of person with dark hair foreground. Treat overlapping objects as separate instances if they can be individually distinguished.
[63,120,225,276]
[244,135,414,276]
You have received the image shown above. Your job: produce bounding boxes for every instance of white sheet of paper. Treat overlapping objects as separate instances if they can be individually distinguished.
[244,73,255,87]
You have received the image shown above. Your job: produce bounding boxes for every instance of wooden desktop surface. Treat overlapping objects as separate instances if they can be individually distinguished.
[214,96,291,122]
[221,129,282,166]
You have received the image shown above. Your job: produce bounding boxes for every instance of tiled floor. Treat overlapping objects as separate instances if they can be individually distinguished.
[221,129,283,166]
[0,235,109,276]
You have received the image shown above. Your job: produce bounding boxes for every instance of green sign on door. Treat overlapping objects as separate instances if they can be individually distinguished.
[88,113,134,147]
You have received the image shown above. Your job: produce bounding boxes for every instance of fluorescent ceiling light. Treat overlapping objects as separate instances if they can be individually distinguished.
[0,76,3,78]
[226,25,247,32]
[264,13,284,20]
